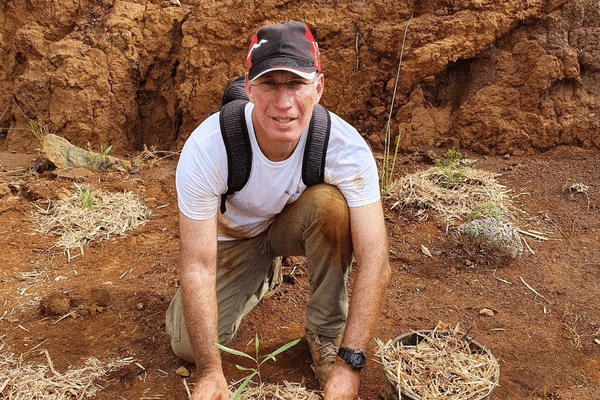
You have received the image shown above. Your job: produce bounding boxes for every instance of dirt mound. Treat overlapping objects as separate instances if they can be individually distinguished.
[1,0,599,155]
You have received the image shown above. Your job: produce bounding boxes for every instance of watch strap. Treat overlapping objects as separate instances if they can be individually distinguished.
[337,347,366,370]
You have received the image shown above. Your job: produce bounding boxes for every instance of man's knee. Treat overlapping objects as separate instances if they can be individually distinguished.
[302,184,349,220]
[298,184,351,247]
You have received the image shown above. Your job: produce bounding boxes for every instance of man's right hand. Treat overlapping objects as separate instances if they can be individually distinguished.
[190,370,231,400]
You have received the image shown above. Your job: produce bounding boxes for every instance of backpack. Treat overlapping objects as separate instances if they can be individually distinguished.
[218,76,331,214]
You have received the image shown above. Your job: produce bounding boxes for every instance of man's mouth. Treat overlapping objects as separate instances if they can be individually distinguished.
[272,117,294,123]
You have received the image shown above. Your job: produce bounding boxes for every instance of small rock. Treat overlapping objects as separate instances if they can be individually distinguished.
[503,153,511,159]
[175,366,190,377]
[479,308,495,317]
[594,338,600,345]
[136,302,144,310]
[0,182,10,198]
[90,285,112,307]
[39,292,72,316]
[56,187,72,200]
[419,150,436,165]
[464,259,472,266]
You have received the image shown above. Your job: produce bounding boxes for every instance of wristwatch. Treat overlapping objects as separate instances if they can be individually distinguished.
[337,347,367,370]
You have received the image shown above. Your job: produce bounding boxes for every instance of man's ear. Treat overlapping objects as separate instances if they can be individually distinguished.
[245,73,255,103]
[314,74,325,103]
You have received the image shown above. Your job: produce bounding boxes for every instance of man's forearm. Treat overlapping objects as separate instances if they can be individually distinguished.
[342,253,390,350]
[181,266,223,374]
[342,201,391,351]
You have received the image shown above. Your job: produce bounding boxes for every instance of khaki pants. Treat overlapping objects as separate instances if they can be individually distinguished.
[166,184,354,363]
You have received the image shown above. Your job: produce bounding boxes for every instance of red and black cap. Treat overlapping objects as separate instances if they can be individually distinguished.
[246,21,321,81]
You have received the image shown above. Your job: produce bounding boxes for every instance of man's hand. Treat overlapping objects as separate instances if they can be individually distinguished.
[190,370,231,400]
[322,360,360,400]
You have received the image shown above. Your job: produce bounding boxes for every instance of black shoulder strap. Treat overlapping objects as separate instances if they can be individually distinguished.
[302,104,331,186]
[219,100,251,214]
[221,75,249,107]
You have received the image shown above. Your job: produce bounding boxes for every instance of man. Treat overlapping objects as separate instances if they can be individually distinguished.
[166,21,390,400]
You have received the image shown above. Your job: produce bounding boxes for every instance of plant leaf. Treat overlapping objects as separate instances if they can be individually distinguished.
[259,338,300,365]
[230,372,257,400]
[215,343,255,361]
[421,244,432,257]
[235,365,257,372]
[255,333,260,359]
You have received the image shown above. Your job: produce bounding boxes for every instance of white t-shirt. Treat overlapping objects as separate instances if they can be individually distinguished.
[176,102,380,240]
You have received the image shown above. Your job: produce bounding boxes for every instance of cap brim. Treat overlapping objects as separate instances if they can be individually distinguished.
[251,67,317,81]
[249,56,317,81]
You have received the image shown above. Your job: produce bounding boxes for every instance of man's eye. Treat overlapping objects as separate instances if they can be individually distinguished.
[286,82,304,90]
[261,81,278,87]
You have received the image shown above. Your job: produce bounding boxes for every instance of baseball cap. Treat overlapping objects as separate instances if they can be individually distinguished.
[246,21,321,81]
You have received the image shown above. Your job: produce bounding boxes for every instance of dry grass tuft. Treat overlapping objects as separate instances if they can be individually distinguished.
[375,323,499,400]
[30,186,151,261]
[0,339,134,399]
[387,167,512,225]
[236,382,322,400]
[131,144,180,170]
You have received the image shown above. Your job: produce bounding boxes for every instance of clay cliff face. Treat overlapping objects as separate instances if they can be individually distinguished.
[1,0,598,155]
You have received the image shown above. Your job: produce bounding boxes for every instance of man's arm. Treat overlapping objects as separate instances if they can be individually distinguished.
[179,212,231,400]
[324,200,391,400]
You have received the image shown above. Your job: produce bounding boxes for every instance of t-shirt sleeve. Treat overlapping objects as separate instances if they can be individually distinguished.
[175,115,227,220]
[324,115,381,208]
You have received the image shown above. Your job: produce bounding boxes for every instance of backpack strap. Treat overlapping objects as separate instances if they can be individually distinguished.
[302,104,331,186]
[221,75,249,107]
[219,100,331,214]
[219,100,252,214]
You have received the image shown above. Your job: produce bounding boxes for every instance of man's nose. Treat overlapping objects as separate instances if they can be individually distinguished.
[272,85,294,106]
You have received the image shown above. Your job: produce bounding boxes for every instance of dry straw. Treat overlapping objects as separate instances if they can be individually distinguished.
[31,185,151,261]
[375,324,499,400]
[235,382,322,400]
[387,167,512,224]
[0,340,134,399]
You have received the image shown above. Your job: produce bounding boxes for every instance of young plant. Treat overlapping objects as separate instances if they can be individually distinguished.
[74,183,96,210]
[467,203,502,222]
[14,101,61,140]
[88,144,113,161]
[434,147,466,189]
[99,144,113,159]
[215,335,300,400]
[380,14,413,196]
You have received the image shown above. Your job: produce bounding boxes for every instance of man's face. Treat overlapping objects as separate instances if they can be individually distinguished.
[245,71,324,159]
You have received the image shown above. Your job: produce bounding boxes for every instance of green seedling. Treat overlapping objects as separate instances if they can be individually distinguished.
[88,144,113,161]
[74,183,96,210]
[467,203,502,222]
[99,144,113,159]
[215,335,300,400]
[434,147,466,189]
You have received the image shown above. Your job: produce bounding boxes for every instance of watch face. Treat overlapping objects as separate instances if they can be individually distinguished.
[353,351,366,367]
[339,348,367,370]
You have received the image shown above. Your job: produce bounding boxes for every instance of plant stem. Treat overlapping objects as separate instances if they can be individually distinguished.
[381,13,413,195]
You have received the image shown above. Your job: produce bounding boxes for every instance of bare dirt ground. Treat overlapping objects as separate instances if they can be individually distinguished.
[0,141,599,400]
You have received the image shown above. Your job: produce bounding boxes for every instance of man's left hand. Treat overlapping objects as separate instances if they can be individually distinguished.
[322,360,360,400]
